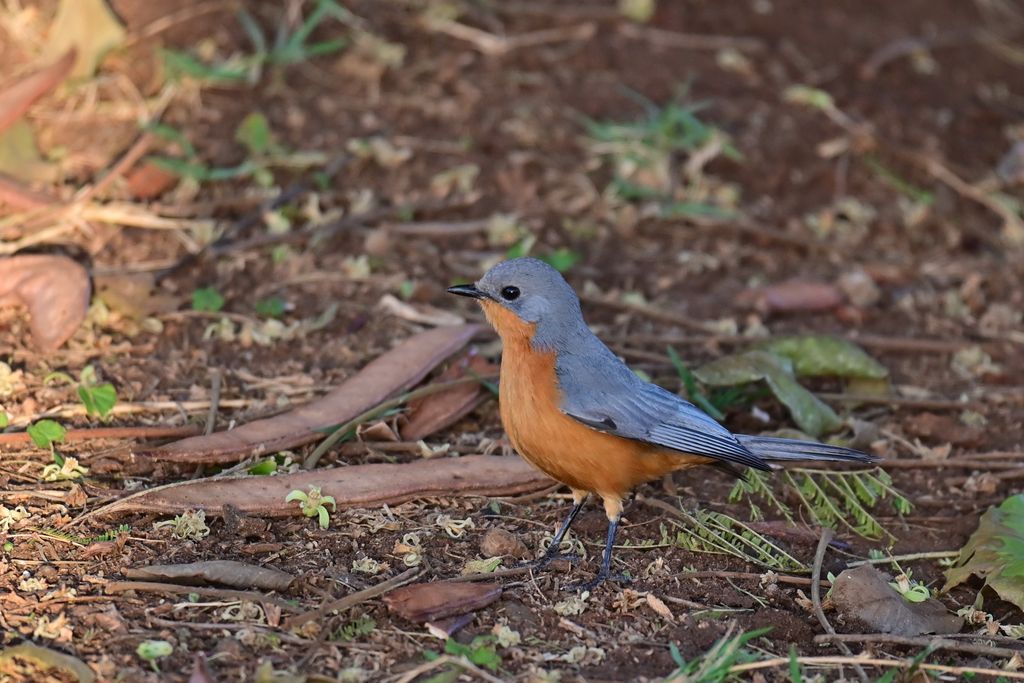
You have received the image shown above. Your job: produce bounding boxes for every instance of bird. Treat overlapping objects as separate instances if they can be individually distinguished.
[447,257,874,591]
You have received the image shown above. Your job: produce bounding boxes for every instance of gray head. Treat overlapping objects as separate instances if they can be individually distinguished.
[447,257,587,348]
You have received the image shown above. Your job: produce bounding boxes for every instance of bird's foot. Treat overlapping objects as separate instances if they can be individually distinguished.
[563,570,631,592]
[516,553,581,572]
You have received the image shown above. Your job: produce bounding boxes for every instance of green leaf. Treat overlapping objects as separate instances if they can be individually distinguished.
[318,506,331,529]
[136,639,172,671]
[160,49,249,83]
[667,346,725,421]
[945,494,1024,610]
[191,287,225,312]
[539,248,580,273]
[757,336,888,379]
[695,350,841,437]
[255,296,287,318]
[27,420,66,450]
[78,383,117,419]
[248,458,277,475]
[235,112,272,155]
[0,411,8,428]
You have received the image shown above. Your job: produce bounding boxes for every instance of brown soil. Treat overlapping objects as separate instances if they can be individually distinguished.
[1,0,1023,681]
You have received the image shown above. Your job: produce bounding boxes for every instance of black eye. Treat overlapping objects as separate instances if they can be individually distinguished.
[500,286,521,301]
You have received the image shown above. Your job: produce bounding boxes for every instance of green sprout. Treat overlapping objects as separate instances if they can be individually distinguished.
[286,486,336,529]
[136,640,173,672]
[888,565,931,603]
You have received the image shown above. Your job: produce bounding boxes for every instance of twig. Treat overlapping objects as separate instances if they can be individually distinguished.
[205,369,223,436]
[879,459,1021,470]
[729,656,1024,679]
[123,0,240,48]
[393,654,505,683]
[817,393,971,410]
[75,132,154,203]
[284,568,420,629]
[104,581,301,612]
[303,375,499,469]
[0,425,200,445]
[496,482,564,504]
[847,550,959,567]
[387,219,489,237]
[421,18,596,56]
[8,398,273,428]
[618,23,764,52]
[580,295,718,334]
[811,529,868,682]
[814,633,1024,659]
[147,617,312,645]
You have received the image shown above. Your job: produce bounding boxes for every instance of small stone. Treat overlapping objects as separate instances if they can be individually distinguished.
[480,528,528,559]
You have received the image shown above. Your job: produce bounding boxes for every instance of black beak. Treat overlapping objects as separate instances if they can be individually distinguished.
[446,283,488,299]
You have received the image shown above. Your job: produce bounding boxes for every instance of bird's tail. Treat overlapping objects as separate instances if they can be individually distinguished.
[734,435,875,464]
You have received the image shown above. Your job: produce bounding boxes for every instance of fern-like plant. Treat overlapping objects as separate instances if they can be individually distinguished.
[729,467,910,541]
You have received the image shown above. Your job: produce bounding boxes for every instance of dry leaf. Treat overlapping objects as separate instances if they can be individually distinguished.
[0,49,76,134]
[125,560,294,591]
[645,593,674,622]
[479,528,528,559]
[47,0,127,78]
[0,642,95,682]
[379,293,465,326]
[0,171,58,210]
[0,254,91,352]
[831,564,961,636]
[383,581,501,622]
[737,280,844,314]
[125,160,179,199]
[144,325,482,463]
[189,653,217,683]
[401,350,497,441]
[90,455,551,518]
[0,119,55,182]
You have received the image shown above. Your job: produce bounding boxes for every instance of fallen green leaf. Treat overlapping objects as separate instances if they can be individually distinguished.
[757,336,888,379]
[943,494,1024,611]
[695,350,841,437]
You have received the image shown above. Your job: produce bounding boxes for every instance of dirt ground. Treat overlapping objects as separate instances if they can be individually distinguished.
[2,0,1023,681]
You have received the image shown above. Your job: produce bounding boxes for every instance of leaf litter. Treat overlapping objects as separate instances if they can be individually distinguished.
[142,324,482,463]
[0,254,91,352]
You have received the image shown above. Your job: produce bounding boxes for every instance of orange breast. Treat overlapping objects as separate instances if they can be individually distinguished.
[481,300,706,498]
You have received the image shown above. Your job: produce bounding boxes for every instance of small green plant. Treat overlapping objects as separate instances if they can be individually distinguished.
[77,366,117,419]
[888,566,931,603]
[255,296,287,318]
[667,346,725,421]
[586,92,742,219]
[162,0,353,84]
[0,410,9,428]
[730,467,910,540]
[36,524,130,546]
[136,640,173,672]
[286,486,336,529]
[153,510,210,540]
[191,287,225,312]
[27,419,66,451]
[39,453,88,482]
[424,636,502,673]
[334,615,376,642]
[663,626,768,682]
[665,509,808,573]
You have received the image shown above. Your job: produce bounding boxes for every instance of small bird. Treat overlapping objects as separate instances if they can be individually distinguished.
[448,258,873,590]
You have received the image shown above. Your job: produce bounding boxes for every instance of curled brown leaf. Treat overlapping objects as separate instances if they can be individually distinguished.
[0,254,91,352]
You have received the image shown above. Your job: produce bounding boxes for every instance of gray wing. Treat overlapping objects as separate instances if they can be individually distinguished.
[556,343,770,471]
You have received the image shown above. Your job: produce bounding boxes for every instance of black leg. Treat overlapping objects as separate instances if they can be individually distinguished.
[564,517,631,592]
[519,498,586,571]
